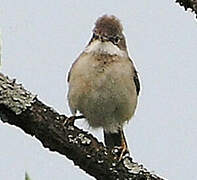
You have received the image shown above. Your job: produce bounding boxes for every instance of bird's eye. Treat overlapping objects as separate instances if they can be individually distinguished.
[108,36,120,45]
[114,36,120,44]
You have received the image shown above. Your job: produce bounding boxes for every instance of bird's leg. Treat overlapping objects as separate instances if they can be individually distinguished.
[63,115,85,126]
[104,129,129,161]
[118,129,130,161]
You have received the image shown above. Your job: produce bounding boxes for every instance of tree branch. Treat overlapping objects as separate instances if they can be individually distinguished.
[176,0,197,18]
[0,73,165,180]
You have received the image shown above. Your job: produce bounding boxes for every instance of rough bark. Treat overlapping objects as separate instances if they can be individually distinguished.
[0,73,165,180]
[176,0,197,17]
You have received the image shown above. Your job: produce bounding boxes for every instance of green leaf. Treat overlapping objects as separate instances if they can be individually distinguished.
[25,172,32,180]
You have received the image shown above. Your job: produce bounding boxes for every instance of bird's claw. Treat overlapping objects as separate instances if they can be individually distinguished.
[63,115,85,126]
[112,146,130,161]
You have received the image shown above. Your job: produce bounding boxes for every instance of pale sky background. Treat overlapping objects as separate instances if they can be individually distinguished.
[0,1,197,180]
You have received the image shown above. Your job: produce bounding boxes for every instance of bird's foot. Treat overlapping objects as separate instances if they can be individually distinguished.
[113,144,130,161]
[104,129,130,161]
[63,115,85,126]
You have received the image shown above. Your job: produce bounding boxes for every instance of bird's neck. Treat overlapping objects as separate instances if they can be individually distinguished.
[84,40,127,57]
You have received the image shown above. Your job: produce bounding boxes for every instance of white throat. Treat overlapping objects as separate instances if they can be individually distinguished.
[85,40,127,57]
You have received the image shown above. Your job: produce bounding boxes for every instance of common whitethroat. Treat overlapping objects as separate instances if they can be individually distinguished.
[67,15,140,160]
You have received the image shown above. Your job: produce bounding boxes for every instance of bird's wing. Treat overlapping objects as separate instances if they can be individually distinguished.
[129,58,140,96]
[133,69,140,96]
[67,68,71,82]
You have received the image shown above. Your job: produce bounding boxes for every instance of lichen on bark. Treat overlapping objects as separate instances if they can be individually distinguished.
[0,73,36,115]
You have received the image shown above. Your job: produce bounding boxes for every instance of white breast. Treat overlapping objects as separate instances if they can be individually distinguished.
[68,52,137,133]
[85,40,127,57]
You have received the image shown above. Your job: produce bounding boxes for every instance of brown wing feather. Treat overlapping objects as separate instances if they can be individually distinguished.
[133,69,140,96]
[129,58,140,96]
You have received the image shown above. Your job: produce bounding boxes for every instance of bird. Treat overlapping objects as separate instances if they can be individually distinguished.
[67,15,140,160]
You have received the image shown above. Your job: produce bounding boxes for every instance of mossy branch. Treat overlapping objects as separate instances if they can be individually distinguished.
[0,73,165,180]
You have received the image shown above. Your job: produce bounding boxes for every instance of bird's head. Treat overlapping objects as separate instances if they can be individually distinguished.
[85,15,128,56]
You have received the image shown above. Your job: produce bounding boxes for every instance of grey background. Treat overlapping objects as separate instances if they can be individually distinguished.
[0,1,196,180]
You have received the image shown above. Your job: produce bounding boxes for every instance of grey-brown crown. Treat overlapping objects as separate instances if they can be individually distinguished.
[93,15,123,38]
[91,15,127,51]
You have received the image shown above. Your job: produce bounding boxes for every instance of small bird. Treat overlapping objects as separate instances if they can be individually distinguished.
[67,15,140,160]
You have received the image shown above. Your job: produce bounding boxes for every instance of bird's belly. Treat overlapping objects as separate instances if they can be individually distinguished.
[68,55,137,132]
[84,80,137,131]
